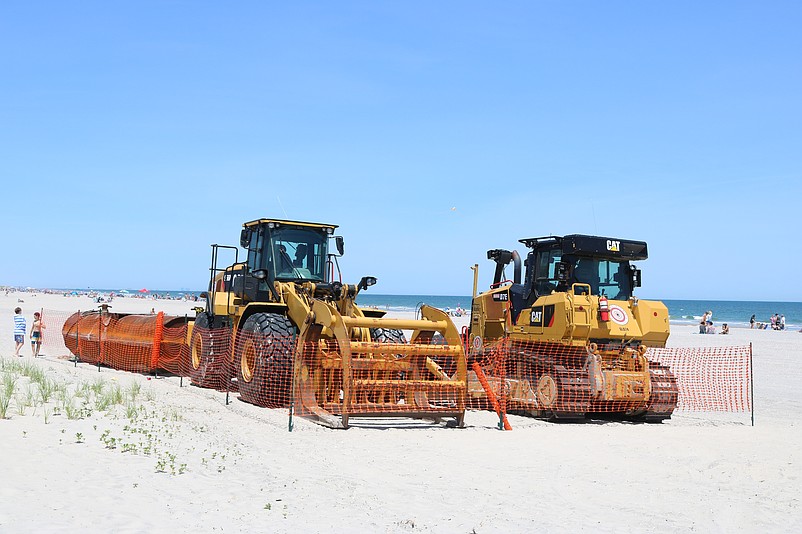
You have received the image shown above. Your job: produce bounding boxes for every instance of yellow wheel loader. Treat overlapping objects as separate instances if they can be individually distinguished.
[190,218,466,429]
[469,235,678,422]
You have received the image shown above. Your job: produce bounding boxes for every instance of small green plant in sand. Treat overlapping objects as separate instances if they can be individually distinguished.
[0,373,17,419]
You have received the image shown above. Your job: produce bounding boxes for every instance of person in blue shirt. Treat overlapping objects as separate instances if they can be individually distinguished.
[13,307,26,357]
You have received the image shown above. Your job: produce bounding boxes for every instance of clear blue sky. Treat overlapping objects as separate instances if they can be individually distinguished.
[1,2,800,301]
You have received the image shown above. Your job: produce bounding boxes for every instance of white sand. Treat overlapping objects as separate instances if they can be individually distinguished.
[1,291,801,532]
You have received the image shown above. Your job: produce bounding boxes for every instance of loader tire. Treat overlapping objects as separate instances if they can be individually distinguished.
[237,312,296,408]
[370,328,406,345]
[188,312,231,390]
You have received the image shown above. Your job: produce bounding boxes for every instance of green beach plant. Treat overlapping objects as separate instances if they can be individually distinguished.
[37,377,56,404]
[0,373,17,419]
[128,381,141,401]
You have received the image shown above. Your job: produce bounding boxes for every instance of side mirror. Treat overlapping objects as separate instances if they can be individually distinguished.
[556,261,570,281]
[240,229,251,248]
[631,268,642,288]
[199,292,208,299]
[358,276,377,291]
[335,236,345,256]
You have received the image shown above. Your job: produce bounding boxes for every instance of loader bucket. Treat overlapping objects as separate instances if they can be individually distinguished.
[293,303,467,429]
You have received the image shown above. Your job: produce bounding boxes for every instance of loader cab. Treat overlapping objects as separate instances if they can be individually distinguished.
[241,219,335,284]
[521,235,646,303]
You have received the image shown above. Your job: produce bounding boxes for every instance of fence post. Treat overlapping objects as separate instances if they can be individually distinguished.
[225,323,233,406]
[750,342,754,427]
[97,312,102,373]
[289,342,297,433]
[180,314,187,387]
[472,362,512,431]
[151,311,164,379]
[75,310,80,367]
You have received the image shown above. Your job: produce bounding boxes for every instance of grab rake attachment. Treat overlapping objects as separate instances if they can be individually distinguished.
[293,302,467,429]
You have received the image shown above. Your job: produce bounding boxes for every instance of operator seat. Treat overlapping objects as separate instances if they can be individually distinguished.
[571,259,599,295]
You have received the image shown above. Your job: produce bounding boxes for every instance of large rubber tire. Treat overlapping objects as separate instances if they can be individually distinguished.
[370,328,406,344]
[237,313,297,408]
[188,312,231,390]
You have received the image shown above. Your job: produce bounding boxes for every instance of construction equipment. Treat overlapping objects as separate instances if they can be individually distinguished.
[468,235,678,422]
[191,218,467,428]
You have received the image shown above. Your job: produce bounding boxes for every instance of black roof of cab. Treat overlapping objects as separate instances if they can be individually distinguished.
[519,235,648,261]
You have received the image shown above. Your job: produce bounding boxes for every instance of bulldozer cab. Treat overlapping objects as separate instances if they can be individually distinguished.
[521,235,645,304]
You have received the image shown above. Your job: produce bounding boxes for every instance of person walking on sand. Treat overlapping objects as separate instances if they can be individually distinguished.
[30,311,44,357]
[13,307,26,357]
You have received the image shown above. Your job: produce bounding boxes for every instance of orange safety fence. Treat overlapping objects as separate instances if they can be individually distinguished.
[291,338,466,428]
[646,345,752,412]
[41,309,752,424]
[43,308,191,377]
[467,339,752,420]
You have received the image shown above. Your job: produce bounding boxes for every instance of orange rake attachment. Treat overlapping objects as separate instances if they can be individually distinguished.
[293,302,467,429]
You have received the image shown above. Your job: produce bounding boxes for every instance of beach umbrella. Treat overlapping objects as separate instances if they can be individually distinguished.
[119,289,129,294]
[139,288,149,293]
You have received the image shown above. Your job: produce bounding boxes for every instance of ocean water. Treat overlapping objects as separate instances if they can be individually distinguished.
[661,299,801,330]
[356,295,801,330]
[44,288,801,330]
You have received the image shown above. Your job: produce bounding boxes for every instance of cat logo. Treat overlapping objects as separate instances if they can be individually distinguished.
[606,240,620,252]
[531,310,542,323]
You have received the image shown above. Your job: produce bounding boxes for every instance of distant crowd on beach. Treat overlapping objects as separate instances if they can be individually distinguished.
[698,309,793,334]
[749,313,786,330]
[2,286,201,303]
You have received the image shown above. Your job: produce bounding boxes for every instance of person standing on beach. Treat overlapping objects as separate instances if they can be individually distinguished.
[699,311,709,334]
[750,314,756,328]
[780,315,786,330]
[30,311,44,357]
[13,307,26,357]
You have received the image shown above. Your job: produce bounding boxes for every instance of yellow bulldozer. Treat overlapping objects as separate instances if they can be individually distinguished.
[468,234,678,422]
[189,218,467,429]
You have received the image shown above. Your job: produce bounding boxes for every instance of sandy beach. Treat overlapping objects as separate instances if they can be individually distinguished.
[1,291,801,532]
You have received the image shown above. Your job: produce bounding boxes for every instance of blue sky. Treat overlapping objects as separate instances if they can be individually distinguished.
[1,2,800,301]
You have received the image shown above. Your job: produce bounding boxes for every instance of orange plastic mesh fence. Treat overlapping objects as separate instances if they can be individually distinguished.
[468,339,751,418]
[646,345,752,412]
[182,324,234,391]
[47,309,191,376]
[40,309,76,359]
[291,339,465,424]
[45,308,751,420]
